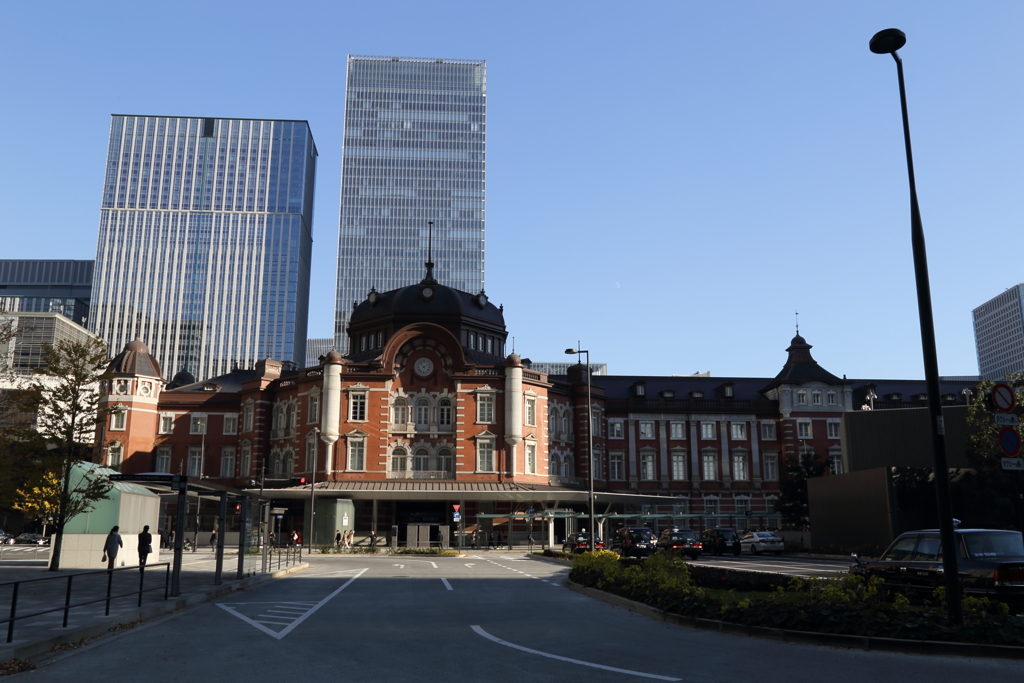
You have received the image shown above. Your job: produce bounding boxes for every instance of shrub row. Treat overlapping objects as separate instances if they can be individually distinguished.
[568,551,1024,647]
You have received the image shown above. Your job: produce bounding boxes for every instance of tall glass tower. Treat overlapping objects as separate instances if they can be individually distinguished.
[91,115,316,381]
[335,55,486,352]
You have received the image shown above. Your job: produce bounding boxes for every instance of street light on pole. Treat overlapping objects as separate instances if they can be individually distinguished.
[869,28,963,625]
[565,347,596,552]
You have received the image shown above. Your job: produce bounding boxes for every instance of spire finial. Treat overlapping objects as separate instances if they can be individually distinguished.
[422,221,437,285]
[795,310,799,335]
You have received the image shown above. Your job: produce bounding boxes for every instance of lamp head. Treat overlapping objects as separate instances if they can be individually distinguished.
[869,28,906,54]
[564,348,578,355]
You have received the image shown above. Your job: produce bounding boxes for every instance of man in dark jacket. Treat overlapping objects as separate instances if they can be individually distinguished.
[138,525,153,570]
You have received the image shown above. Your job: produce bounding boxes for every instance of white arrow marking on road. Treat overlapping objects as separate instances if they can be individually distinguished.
[471,625,680,681]
[402,559,438,568]
[393,564,405,569]
[442,578,453,590]
[217,568,368,640]
[464,563,475,568]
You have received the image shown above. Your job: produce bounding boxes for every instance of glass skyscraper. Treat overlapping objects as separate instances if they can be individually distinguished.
[91,115,316,381]
[335,55,486,352]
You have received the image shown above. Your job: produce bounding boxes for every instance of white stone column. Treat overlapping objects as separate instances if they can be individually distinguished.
[320,355,342,473]
[504,356,523,476]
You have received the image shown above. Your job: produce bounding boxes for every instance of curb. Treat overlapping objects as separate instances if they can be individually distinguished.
[0,563,309,662]
[565,580,1024,660]
[526,554,572,566]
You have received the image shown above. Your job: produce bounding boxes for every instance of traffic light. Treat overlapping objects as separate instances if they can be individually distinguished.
[288,477,307,486]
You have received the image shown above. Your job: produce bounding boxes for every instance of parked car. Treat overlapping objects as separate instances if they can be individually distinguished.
[701,528,741,556]
[656,528,702,560]
[13,533,49,546]
[739,531,784,555]
[611,527,657,558]
[849,529,1024,611]
[561,533,605,554]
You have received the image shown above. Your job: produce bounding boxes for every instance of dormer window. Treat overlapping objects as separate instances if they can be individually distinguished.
[723,385,734,398]
[914,393,928,401]
[812,391,822,405]
[888,393,902,401]
[942,394,957,402]
[360,335,366,352]
[660,390,675,398]
[689,390,704,398]
[633,382,646,397]
[797,391,807,405]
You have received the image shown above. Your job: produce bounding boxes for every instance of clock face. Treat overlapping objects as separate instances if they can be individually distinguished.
[414,358,434,377]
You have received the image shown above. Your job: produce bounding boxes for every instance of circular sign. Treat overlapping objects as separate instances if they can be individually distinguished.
[992,383,1016,413]
[998,427,1021,457]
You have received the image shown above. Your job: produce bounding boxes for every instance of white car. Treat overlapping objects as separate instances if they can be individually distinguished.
[739,532,784,555]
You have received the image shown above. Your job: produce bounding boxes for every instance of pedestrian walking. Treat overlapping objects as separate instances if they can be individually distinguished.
[290,530,299,546]
[103,526,123,569]
[138,525,153,570]
[471,529,477,549]
[488,532,495,549]
[167,528,175,549]
[345,529,353,549]
[369,529,377,548]
[210,529,218,551]
[335,529,342,549]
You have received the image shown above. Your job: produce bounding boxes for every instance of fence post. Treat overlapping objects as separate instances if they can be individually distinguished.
[138,567,145,608]
[6,582,19,643]
[63,574,74,627]
[105,569,114,616]
[164,564,170,600]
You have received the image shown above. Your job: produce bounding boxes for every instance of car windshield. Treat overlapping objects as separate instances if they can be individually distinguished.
[719,530,737,540]
[629,531,653,541]
[962,532,1024,559]
[668,533,694,542]
[755,533,777,539]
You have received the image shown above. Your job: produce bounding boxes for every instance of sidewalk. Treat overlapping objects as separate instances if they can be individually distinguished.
[0,550,303,661]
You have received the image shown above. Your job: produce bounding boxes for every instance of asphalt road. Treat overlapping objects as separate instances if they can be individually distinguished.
[16,553,1021,682]
[686,553,852,578]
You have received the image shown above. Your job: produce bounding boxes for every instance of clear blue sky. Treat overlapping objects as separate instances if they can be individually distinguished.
[2,1,1021,380]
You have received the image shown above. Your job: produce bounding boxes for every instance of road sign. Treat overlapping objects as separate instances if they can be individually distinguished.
[452,504,460,512]
[452,512,461,522]
[526,507,535,516]
[991,383,1016,413]
[995,414,1019,426]
[1002,458,1024,471]
[998,427,1021,457]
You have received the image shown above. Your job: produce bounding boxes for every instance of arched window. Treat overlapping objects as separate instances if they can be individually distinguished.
[285,404,295,436]
[271,452,283,478]
[414,448,430,471]
[563,456,574,478]
[561,413,569,439]
[286,451,295,475]
[415,398,430,425]
[438,399,452,427]
[549,453,561,477]
[437,448,453,473]
[391,448,408,473]
[393,397,408,424]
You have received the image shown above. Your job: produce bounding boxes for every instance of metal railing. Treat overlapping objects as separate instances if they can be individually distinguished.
[267,547,302,572]
[386,470,456,480]
[2,563,171,643]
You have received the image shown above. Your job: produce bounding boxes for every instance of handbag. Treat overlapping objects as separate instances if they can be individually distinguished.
[102,553,107,563]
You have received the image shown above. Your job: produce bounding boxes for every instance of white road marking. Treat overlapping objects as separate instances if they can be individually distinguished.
[393,564,405,569]
[464,563,475,568]
[218,567,368,639]
[442,578,453,591]
[402,559,438,568]
[471,625,681,681]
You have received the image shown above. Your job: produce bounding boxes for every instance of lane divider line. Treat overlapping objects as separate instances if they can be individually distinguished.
[471,625,681,681]
[442,578,453,591]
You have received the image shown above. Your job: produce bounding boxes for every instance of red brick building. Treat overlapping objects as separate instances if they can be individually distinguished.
[99,268,976,546]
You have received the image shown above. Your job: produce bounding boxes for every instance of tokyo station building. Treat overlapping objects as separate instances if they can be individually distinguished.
[98,265,977,546]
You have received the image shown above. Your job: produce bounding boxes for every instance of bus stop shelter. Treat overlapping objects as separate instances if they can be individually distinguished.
[108,474,274,596]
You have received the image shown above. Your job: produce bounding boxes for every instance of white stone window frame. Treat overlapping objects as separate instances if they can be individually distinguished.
[474,432,497,472]
[669,421,686,440]
[307,387,321,424]
[242,400,255,433]
[762,451,779,481]
[826,391,838,406]
[110,404,128,431]
[827,419,841,439]
[700,421,716,441]
[190,413,208,435]
[608,451,625,480]
[829,446,844,475]
[524,395,538,427]
[639,421,655,440]
[155,446,172,473]
[475,390,497,424]
[305,433,318,472]
[108,441,124,468]
[812,391,822,406]
[701,448,719,481]
[730,422,747,440]
[670,448,687,480]
[732,449,750,481]
[240,441,252,477]
[639,448,657,480]
[703,496,720,517]
[796,390,808,405]
[345,431,368,471]
[760,421,777,440]
[608,419,624,439]
[220,446,236,478]
[524,438,538,474]
[223,414,239,435]
[797,419,813,439]
[188,446,204,477]
[346,387,369,423]
[158,412,175,435]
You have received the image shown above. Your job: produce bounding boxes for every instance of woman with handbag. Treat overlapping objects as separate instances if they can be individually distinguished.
[138,525,153,570]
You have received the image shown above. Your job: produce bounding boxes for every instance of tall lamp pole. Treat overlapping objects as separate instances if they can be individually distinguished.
[869,28,963,625]
[309,427,319,553]
[566,347,596,551]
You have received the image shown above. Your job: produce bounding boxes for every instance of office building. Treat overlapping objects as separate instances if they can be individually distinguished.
[0,260,93,326]
[90,115,317,382]
[0,312,100,376]
[334,55,486,352]
[972,284,1024,380]
[527,361,609,376]
[305,337,333,368]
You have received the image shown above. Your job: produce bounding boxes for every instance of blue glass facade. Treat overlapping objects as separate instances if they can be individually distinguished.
[91,116,316,380]
[334,55,486,352]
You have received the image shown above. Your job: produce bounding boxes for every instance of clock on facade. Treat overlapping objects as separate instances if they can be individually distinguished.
[414,358,434,377]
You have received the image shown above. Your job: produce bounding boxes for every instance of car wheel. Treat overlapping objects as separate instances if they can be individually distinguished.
[750,545,758,555]
[774,551,783,556]
[689,552,698,560]
[733,548,741,556]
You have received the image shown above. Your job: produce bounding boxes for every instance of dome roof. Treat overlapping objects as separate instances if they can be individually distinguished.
[323,349,343,364]
[167,370,197,389]
[350,283,504,328]
[106,338,162,378]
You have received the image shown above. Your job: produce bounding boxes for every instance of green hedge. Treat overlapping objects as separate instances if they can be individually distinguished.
[568,552,1024,647]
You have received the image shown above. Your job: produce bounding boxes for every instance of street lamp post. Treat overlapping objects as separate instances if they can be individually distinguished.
[869,28,963,625]
[566,347,596,552]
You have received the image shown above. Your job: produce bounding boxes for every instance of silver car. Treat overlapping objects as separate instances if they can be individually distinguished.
[739,532,784,555]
